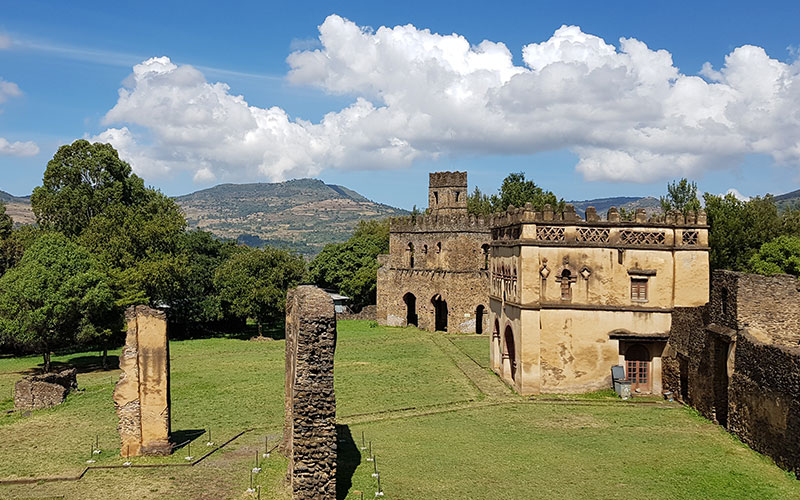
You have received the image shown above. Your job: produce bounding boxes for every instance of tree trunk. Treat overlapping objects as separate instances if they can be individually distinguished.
[42,351,51,373]
[258,321,263,338]
[102,348,108,370]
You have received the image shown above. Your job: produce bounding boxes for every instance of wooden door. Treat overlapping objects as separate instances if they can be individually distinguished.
[625,344,651,393]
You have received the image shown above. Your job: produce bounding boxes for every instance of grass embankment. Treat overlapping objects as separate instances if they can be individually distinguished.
[0,321,798,499]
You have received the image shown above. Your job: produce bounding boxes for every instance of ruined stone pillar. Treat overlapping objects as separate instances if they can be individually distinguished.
[282,286,337,499]
[114,305,171,457]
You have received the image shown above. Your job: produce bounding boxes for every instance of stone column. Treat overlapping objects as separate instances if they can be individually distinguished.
[114,305,171,457]
[282,286,337,499]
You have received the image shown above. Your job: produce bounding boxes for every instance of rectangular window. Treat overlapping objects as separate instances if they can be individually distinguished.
[631,278,648,302]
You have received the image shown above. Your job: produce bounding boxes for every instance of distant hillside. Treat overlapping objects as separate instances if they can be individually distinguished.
[774,188,800,211]
[0,190,34,226]
[176,179,408,255]
[568,196,661,219]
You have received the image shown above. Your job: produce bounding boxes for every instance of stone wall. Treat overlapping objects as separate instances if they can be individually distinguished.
[282,286,337,499]
[14,368,77,410]
[113,305,172,457]
[664,271,800,478]
[729,331,800,478]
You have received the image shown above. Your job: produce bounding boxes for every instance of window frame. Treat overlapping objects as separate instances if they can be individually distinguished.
[630,277,649,303]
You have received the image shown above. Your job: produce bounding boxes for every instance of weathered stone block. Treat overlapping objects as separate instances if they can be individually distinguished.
[283,285,337,499]
[113,305,172,457]
[14,368,77,410]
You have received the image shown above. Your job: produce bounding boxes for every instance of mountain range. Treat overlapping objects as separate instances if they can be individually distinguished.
[3,181,800,255]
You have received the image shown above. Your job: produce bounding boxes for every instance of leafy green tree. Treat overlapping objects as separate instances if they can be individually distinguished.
[214,246,306,336]
[31,140,149,237]
[703,193,783,271]
[308,219,390,309]
[660,178,701,216]
[169,230,243,326]
[0,225,41,276]
[0,233,120,371]
[749,235,800,278]
[467,173,563,215]
[0,202,11,239]
[78,192,187,307]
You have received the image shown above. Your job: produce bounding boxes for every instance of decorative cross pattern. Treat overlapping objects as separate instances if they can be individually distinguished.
[682,230,699,245]
[576,227,610,243]
[619,230,666,245]
[537,226,565,241]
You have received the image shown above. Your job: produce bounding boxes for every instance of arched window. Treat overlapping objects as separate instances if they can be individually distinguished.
[407,242,415,268]
[559,269,573,300]
[481,244,490,270]
[436,242,442,253]
[504,325,516,381]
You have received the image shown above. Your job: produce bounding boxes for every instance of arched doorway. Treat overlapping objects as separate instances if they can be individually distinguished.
[431,294,448,332]
[403,292,418,327]
[503,325,516,381]
[475,305,485,334]
[625,344,651,393]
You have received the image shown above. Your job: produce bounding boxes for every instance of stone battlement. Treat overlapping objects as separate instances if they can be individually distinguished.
[391,213,491,233]
[429,171,467,188]
[491,204,708,228]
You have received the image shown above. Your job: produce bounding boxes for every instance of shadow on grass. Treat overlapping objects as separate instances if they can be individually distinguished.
[336,424,360,500]
[169,322,285,341]
[171,429,207,451]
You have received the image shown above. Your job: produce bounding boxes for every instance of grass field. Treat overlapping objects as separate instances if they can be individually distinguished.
[0,321,798,499]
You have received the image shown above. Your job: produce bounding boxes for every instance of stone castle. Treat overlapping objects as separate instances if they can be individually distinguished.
[377,172,491,334]
[378,171,710,394]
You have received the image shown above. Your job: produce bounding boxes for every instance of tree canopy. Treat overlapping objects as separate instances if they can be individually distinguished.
[467,172,563,215]
[214,246,306,335]
[31,140,149,237]
[749,235,800,278]
[308,219,390,310]
[660,178,701,216]
[0,233,120,371]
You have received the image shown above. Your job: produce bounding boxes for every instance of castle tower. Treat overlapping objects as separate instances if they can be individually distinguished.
[428,171,468,215]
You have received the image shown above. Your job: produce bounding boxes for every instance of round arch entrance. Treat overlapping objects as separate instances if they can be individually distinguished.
[403,292,418,327]
[431,294,448,332]
[475,305,485,334]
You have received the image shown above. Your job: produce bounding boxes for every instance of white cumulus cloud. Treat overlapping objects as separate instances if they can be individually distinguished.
[96,15,800,184]
[0,137,39,157]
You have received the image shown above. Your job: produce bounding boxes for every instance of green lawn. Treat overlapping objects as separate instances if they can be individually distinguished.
[0,321,798,499]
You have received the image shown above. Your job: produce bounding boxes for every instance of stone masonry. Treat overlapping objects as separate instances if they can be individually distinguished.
[14,368,77,410]
[664,270,800,478]
[113,305,172,457]
[282,285,337,499]
[377,172,491,333]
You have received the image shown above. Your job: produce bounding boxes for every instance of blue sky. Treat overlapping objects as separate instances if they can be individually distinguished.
[2,1,800,209]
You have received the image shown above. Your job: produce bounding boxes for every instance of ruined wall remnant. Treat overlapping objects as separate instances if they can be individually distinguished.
[282,285,337,499]
[14,368,77,410]
[114,305,171,457]
[664,270,800,478]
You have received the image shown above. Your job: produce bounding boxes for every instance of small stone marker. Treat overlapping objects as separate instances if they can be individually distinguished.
[113,305,172,457]
[281,285,337,499]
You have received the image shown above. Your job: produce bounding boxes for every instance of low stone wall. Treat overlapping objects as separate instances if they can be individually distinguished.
[728,331,800,478]
[282,285,337,499]
[113,305,172,457]
[14,368,77,410]
[337,304,376,321]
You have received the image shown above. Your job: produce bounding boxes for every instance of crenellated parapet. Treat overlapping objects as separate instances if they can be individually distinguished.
[490,203,708,228]
[390,213,491,233]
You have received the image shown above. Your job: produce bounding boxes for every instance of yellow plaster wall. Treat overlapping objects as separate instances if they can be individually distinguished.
[673,250,710,306]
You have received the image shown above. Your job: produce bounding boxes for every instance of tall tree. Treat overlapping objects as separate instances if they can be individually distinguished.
[31,140,149,237]
[0,202,11,239]
[214,246,306,336]
[467,173,563,215]
[660,178,701,216]
[308,219,390,309]
[0,233,120,371]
